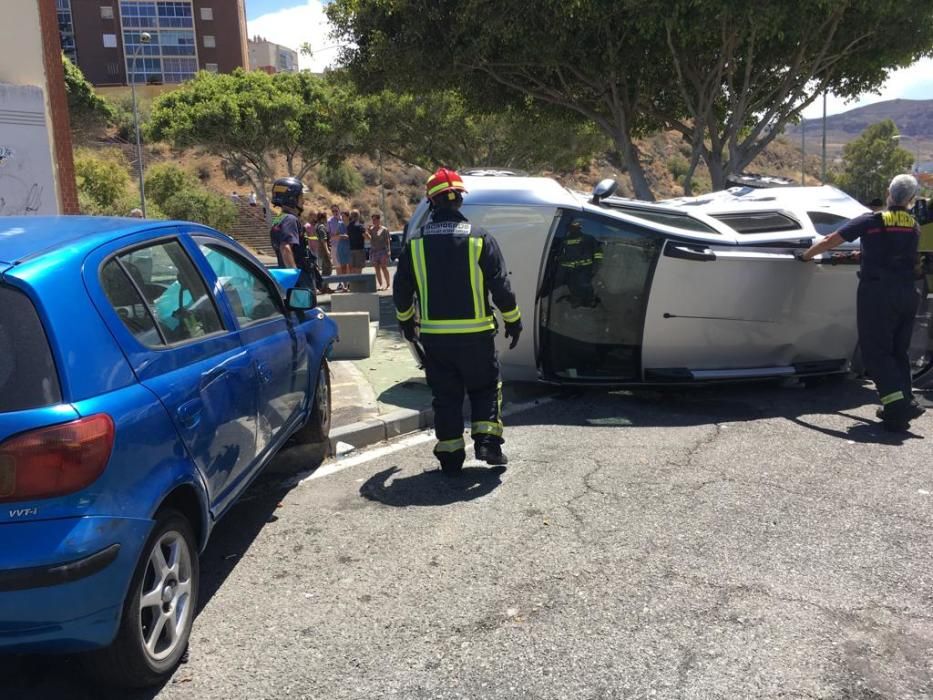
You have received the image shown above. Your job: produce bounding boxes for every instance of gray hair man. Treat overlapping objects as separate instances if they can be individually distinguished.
[798,174,924,431]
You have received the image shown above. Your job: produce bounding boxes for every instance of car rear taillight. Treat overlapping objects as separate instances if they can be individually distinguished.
[0,414,114,503]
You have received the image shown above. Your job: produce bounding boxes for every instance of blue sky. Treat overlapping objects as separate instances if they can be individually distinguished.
[245,0,308,21]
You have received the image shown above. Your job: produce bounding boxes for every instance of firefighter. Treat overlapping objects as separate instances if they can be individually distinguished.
[556,220,604,308]
[393,167,522,474]
[270,176,319,289]
[798,174,926,431]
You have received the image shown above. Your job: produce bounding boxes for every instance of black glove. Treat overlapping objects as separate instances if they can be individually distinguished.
[399,318,417,342]
[504,320,522,350]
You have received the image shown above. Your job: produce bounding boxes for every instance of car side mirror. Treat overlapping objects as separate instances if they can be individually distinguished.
[286,287,315,311]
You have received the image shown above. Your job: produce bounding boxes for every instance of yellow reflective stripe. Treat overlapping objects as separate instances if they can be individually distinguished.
[420,318,496,334]
[469,237,484,320]
[434,437,465,453]
[501,307,521,323]
[411,239,429,321]
[427,180,465,196]
[471,421,503,437]
[880,390,905,405]
[396,305,415,322]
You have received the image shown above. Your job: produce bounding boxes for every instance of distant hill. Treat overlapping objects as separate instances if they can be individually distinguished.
[785,98,933,165]
[796,98,933,137]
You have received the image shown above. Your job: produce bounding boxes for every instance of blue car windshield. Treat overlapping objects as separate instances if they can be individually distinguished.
[0,284,62,412]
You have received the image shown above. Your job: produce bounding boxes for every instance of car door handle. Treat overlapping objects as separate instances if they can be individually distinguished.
[256,362,272,384]
[177,399,203,429]
[665,244,717,262]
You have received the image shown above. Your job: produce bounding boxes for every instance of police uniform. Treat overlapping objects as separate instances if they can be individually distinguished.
[837,207,921,422]
[393,206,521,468]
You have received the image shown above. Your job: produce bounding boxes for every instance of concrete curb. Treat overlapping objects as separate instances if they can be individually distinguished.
[328,406,434,455]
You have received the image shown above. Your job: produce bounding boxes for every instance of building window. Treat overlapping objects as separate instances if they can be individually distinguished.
[204,62,218,73]
[200,7,212,20]
[100,5,114,19]
[202,34,215,48]
[120,0,198,84]
[57,0,78,63]
[103,33,118,48]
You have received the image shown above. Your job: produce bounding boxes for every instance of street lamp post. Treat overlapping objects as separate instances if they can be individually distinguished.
[130,32,151,217]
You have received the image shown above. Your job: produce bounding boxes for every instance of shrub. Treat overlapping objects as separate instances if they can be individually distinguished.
[318,160,364,196]
[74,147,132,213]
[145,162,198,208]
[667,155,690,181]
[160,189,237,231]
[195,164,211,181]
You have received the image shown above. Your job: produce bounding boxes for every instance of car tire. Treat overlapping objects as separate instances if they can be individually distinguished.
[83,508,199,689]
[291,358,332,445]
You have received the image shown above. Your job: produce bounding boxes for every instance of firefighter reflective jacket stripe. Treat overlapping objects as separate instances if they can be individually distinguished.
[393,209,520,335]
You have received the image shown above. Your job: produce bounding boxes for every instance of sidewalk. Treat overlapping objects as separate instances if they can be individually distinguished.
[321,273,551,454]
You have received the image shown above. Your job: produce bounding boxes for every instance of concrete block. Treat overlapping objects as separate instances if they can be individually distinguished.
[380,408,425,438]
[330,293,381,323]
[348,274,377,293]
[329,419,387,453]
[329,312,376,359]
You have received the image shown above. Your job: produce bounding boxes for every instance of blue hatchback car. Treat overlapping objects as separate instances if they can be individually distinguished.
[0,217,336,687]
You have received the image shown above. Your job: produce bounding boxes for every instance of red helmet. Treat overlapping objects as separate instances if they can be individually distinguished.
[425,167,468,202]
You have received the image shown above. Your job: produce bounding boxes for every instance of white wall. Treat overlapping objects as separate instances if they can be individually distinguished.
[0,0,60,215]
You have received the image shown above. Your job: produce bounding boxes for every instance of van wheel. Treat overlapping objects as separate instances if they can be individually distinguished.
[84,508,198,688]
[291,359,331,445]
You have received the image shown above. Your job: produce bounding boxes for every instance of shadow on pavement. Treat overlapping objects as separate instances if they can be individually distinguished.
[0,442,327,700]
[360,465,506,507]
[506,377,926,444]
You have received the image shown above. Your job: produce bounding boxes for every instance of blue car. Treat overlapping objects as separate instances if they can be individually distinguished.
[0,217,336,686]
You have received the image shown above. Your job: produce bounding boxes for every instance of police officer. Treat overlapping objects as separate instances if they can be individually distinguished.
[393,167,522,474]
[798,174,926,431]
[270,176,319,288]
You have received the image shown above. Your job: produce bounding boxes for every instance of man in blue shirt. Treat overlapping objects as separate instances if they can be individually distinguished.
[798,174,925,431]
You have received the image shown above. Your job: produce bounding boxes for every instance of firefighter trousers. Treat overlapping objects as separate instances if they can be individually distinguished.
[856,278,921,418]
[421,333,503,459]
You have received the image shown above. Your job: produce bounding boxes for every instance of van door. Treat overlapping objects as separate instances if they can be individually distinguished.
[538,212,663,381]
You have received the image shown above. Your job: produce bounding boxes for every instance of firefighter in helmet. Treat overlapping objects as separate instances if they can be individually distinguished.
[270,176,319,289]
[393,167,522,474]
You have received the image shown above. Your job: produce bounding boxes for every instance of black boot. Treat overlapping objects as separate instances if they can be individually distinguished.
[437,451,465,476]
[475,443,508,465]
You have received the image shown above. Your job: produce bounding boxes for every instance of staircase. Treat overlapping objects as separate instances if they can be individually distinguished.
[225,200,271,255]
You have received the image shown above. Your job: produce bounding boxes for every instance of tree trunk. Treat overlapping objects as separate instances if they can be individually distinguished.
[705,153,727,192]
[614,135,654,201]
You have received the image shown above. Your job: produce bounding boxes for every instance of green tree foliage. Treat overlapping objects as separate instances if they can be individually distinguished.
[144,162,237,231]
[63,56,115,135]
[358,89,606,172]
[656,0,933,194]
[147,69,360,223]
[834,120,914,203]
[328,0,933,199]
[159,189,237,232]
[74,147,134,215]
[318,160,364,196]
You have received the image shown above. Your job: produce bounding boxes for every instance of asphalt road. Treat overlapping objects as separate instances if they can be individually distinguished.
[4,379,933,699]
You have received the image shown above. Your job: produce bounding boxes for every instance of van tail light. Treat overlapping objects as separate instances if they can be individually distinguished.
[0,414,114,503]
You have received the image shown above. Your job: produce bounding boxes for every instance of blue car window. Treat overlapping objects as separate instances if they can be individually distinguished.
[198,244,282,326]
[0,284,62,412]
[108,240,224,345]
[101,259,164,345]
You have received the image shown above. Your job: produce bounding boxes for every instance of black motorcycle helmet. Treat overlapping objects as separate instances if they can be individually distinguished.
[271,177,306,211]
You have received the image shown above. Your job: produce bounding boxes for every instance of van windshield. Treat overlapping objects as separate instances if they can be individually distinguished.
[0,284,62,412]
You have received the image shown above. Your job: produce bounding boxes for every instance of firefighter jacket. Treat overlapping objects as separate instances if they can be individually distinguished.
[394,208,521,335]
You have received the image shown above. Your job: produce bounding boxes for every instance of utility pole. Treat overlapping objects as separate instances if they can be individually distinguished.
[130,32,151,216]
[821,92,827,183]
[801,118,806,186]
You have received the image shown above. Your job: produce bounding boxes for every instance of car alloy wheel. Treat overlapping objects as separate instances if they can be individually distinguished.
[138,529,194,663]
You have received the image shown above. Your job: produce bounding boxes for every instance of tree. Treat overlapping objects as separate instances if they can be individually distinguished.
[144,162,237,231]
[62,55,114,135]
[328,0,933,199]
[147,69,361,223]
[327,0,669,200]
[657,0,933,194]
[834,120,914,203]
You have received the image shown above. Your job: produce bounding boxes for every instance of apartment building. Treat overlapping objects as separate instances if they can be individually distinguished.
[56,0,249,86]
[248,35,298,74]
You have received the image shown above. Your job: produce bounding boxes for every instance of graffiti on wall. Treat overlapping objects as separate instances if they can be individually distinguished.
[0,83,56,216]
